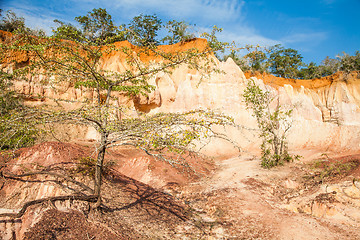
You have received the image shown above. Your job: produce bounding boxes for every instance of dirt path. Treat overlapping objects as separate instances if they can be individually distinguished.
[181,152,360,239]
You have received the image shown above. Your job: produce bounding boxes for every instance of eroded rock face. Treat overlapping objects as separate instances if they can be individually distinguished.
[2,30,360,156]
[245,71,360,124]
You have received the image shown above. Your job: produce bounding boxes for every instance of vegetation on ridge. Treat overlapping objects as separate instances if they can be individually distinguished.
[223,45,360,80]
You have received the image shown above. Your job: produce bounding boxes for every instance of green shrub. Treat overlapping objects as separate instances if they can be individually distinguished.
[243,79,299,168]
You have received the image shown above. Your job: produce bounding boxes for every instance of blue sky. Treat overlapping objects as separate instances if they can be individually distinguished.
[1,0,359,64]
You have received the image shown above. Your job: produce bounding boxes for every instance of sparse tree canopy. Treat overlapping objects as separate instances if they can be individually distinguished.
[0,9,45,36]
[0,9,26,33]
[321,56,340,76]
[53,8,126,45]
[52,19,84,42]
[75,8,126,44]
[338,51,360,73]
[244,48,268,73]
[162,20,195,45]
[267,44,303,78]
[127,14,162,47]
[53,8,125,45]
[297,62,322,79]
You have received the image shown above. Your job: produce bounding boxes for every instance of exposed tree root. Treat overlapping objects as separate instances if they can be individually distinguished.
[0,170,98,219]
[2,170,94,193]
[0,194,98,219]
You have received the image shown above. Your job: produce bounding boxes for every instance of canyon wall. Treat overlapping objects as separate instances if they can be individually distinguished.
[2,32,360,157]
[145,58,360,156]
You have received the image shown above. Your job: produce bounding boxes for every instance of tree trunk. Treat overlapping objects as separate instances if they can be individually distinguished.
[279,139,284,156]
[273,135,279,156]
[94,132,107,208]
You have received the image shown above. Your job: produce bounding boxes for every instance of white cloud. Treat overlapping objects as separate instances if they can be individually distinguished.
[76,0,245,23]
[217,28,280,47]
[281,32,328,44]
[5,0,247,35]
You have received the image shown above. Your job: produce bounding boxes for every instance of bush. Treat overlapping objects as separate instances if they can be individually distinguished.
[0,71,38,149]
[243,78,298,168]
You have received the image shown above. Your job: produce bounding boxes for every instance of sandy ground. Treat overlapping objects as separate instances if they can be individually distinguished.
[178,150,360,239]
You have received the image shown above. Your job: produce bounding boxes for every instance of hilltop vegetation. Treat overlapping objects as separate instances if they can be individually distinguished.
[0,8,197,46]
[223,45,360,79]
[1,8,359,80]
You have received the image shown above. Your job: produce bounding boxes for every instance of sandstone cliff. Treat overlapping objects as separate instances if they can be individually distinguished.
[2,30,360,156]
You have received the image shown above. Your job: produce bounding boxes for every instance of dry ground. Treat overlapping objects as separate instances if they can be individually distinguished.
[1,143,360,239]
